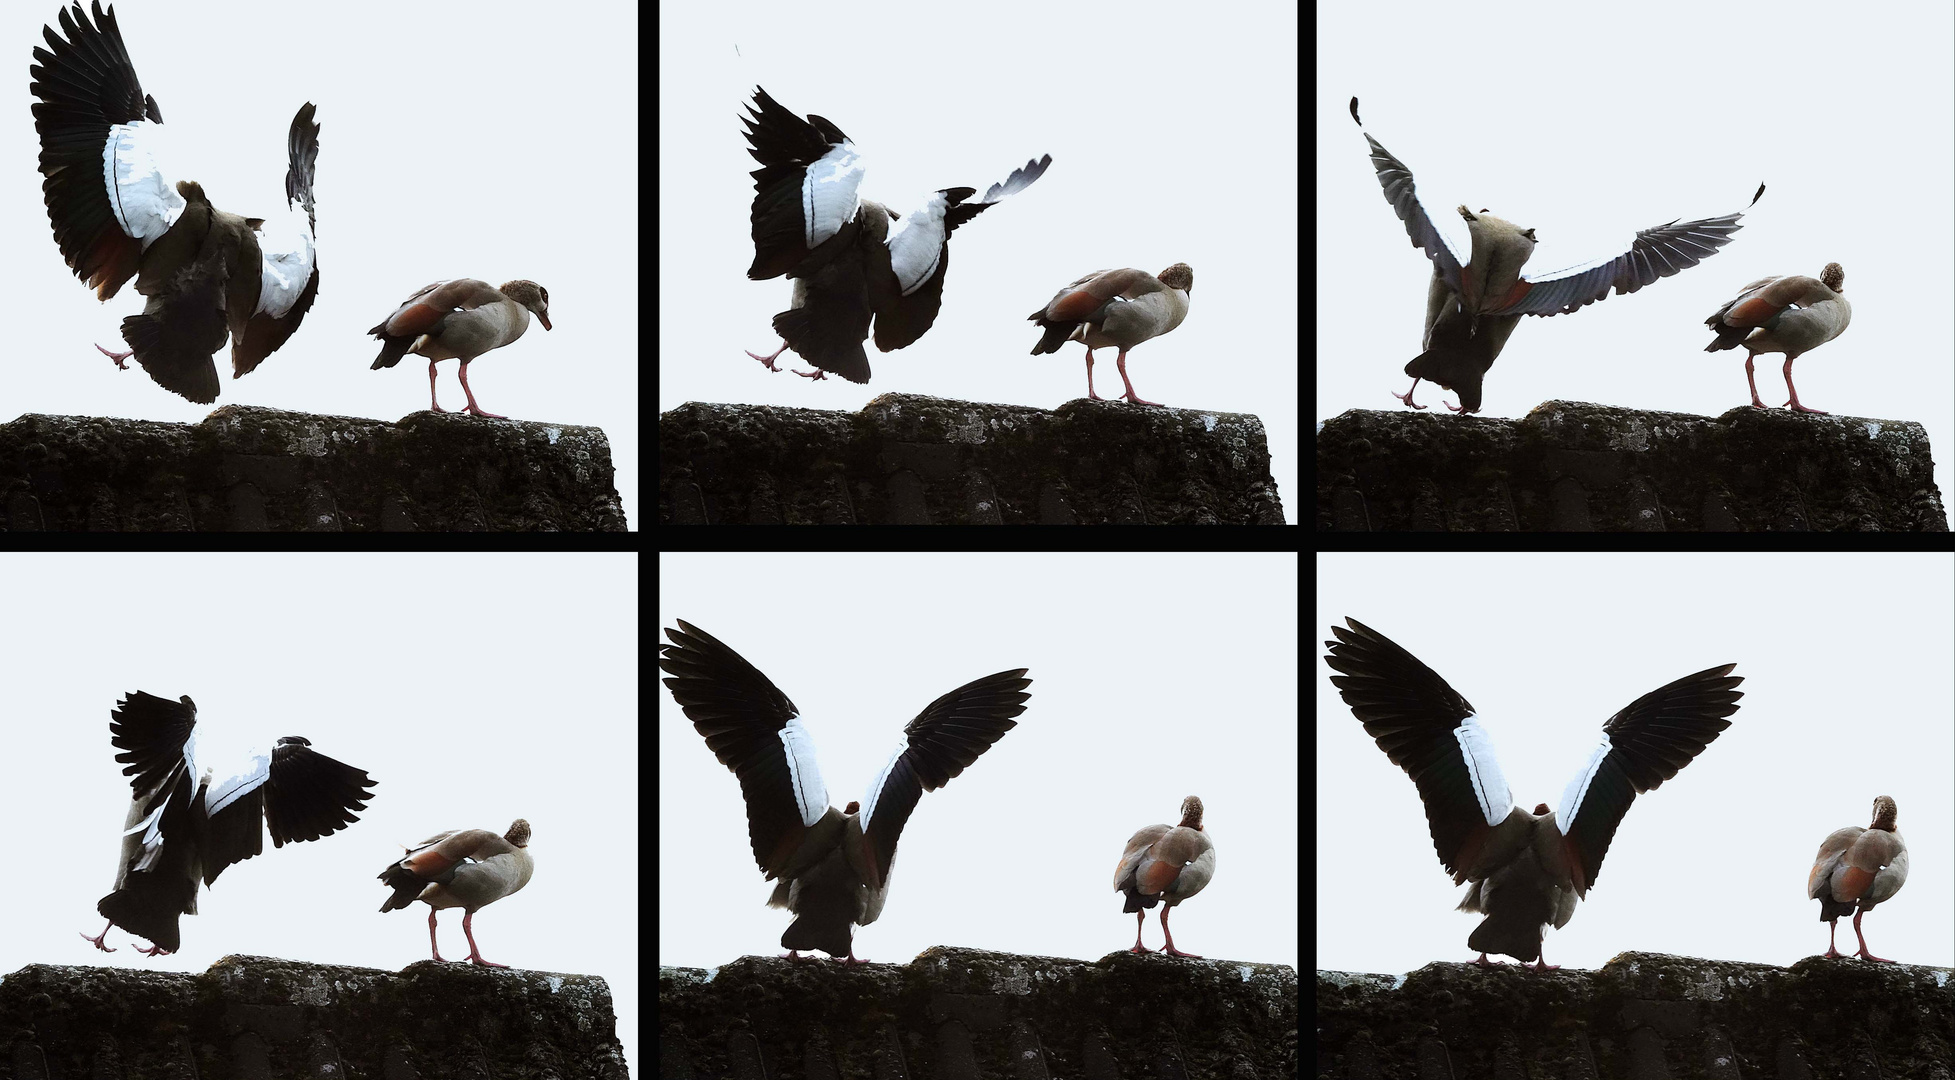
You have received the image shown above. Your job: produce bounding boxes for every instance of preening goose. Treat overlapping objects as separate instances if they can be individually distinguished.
[1323,618,1742,969]
[31,2,320,404]
[1350,96,1760,414]
[1703,263,1849,415]
[1808,796,1906,963]
[379,819,534,967]
[659,620,1030,963]
[368,279,551,418]
[82,691,376,956]
[1029,264,1193,406]
[741,86,1051,383]
[1114,796,1216,957]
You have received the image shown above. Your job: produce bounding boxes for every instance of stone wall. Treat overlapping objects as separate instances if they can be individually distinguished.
[1318,402,1948,531]
[661,394,1286,524]
[0,407,627,531]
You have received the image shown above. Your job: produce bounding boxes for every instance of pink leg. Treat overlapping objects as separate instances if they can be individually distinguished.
[746,342,789,372]
[80,918,117,953]
[1157,905,1201,958]
[96,343,134,369]
[460,910,509,968]
[841,948,869,965]
[1113,350,1164,407]
[790,367,830,381]
[426,360,450,413]
[1391,378,1429,410]
[132,940,173,957]
[1851,909,1894,963]
[1084,349,1106,401]
[1744,354,1768,409]
[1442,396,1473,414]
[1527,947,1559,972]
[1472,953,1507,967]
[456,362,507,419]
[1128,910,1149,954]
[1782,356,1827,415]
[1822,918,1846,959]
[427,908,451,962]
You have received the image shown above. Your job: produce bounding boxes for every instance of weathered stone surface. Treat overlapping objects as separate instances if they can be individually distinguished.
[1317,401,1948,531]
[661,394,1286,524]
[0,406,626,531]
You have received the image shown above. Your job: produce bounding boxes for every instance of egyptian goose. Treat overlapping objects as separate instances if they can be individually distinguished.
[1028,265,1193,407]
[1323,618,1742,969]
[368,279,551,419]
[1808,796,1907,963]
[379,819,534,968]
[1703,263,1850,415]
[1114,796,1216,957]
[659,620,1030,963]
[81,691,376,956]
[31,2,320,405]
[741,86,1051,383]
[1350,96,1762,414]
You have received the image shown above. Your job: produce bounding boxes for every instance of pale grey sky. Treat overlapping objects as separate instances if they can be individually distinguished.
[5,2,639,527]
[1318,2,1953,518]
[1317,553,1952,973]
[659,1,1300,523]
[0,554,639,1072]
[660,552,1299,970]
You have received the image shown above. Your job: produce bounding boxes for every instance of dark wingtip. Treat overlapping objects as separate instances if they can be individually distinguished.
[1750,182,1766,207]
[1349,96,1362,126]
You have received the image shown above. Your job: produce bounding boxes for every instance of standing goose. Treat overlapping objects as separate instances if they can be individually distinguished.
[1807,796,1906,963]
[659,620,1030,962]
[741,86,1051,383]
[31,2,320,405]
[379,819,534,968]
[1323,618,1742,969]
[1028,264,1193,406]
[368,279,551,418]
[1350,96,1761,414]
[1703,263,1850,415]
[82,691,376,956]
[1114,796,1216,957]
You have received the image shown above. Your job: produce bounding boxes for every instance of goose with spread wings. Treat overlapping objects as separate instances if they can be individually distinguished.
[741,86,1051,384]
[660,620,1030,962]
[82,691,375,955]
[31,2,320,404]
[1351,96,1760,414]
[1323,618,1743,969]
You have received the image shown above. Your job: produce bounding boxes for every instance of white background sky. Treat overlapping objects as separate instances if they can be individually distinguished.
[658,3,1301,524]
[659,553,1298,970]
[4,2,640,528]
[0,554,639,1072]
[1317,553,1952,974]
[1318,3,1954,519]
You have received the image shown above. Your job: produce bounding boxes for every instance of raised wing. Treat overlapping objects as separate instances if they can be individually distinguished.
[1498,184,1765,318]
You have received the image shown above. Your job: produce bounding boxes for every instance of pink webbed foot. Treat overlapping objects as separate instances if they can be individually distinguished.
[791,367,830,381]
[747,343,789,372]
[79,921,116,953]
[1391,378,1428,410]
[1472,953,1506,967]
[1782,358,1827,414]
[95,343,133,369]
[459,911,510,968]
